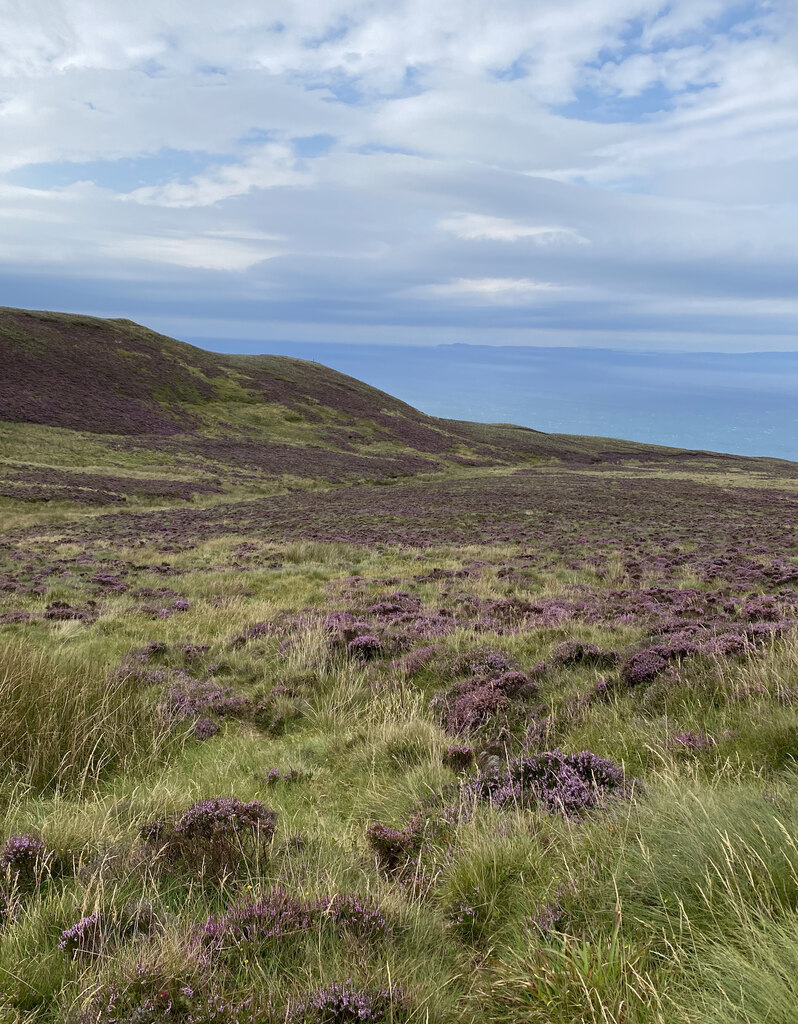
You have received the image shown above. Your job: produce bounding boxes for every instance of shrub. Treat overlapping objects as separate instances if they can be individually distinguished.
[463,749,627,817]
[552,641,618,667]
[140,797,277,875]
[671,730,715,752]
[432,668,540,735]
[347,635,382,660]
[365,818,424,874]
[288,980,410,1023]
[76,959,253,1023]
[0,834,47,886]
[443,745,475,771]
[59,912,108,959]
[194,717,219,741]
[621,648,669,685]
[199,888,389,957]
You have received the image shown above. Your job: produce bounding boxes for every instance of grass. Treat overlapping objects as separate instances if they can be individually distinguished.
[0,640,182,798]
[2,315,798,1019]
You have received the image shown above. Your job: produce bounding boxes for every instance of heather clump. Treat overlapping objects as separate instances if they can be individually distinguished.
[287,981,410,1024]
[193,716,219,741]
[671,729,716,753]
[552,640,618,667]
[198,887,390,958]
[58,912,108,959]
[139,798,277,875]
[0,833,48,886]
[265,767,312,785]
[230,620,278,648]
[442,745,475,771]
[463,749,627,817]
[431,666,540,735]
[524,896,571,938]
[621,647,670,685]
[346,634,382,660]
[451,647,515,678]
[159,677,252,729]
[76,960,253,1024]
[365,817,425,874]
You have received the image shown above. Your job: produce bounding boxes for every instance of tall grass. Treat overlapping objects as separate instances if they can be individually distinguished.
[0,640,180,797]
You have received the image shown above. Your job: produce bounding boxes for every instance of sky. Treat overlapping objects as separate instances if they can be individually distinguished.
[1,1,798,352]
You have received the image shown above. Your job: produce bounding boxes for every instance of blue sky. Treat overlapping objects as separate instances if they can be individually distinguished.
[1,0,797,352]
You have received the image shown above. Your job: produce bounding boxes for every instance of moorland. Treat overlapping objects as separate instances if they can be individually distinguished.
[2,306,798,1022]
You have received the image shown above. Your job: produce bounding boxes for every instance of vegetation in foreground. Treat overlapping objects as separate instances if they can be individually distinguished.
[2,307,798,1022]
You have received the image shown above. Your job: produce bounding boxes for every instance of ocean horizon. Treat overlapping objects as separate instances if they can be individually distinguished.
[185,340,798,462]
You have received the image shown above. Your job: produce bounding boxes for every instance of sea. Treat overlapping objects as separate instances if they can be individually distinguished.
[184,340,798,462]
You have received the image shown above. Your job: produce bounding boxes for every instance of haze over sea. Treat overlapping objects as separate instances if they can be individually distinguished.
[187,340,798,462]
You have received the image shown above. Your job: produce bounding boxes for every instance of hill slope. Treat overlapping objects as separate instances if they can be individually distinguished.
[0,306,683,457]
[1,306,793,517]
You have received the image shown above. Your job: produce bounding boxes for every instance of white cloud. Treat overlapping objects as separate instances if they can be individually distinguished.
[419,277,564,302]
[439,212,588,243]
[0,0,796,350]
[109,234,275,270]
[124,143,309,207]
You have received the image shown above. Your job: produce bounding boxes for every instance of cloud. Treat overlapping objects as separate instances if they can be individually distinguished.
[418,277,564,302]
[110,234,275,270]
[0,0,795,351]
[439,212,588,243]
[123,143,309,207]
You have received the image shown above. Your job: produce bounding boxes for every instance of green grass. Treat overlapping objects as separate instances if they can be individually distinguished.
[2,317,798,1020]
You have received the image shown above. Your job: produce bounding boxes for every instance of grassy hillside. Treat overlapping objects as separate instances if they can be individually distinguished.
[4,306,784,519]
[2,307,798,1022]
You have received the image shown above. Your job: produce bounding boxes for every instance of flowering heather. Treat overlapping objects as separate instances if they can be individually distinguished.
[6,466,222,505]
[287,980,410,1023]
[265,767,311,785]
[194,717,219,741]
[346,634,382,660]
[621,648,670,686]
[77,961,254,1024]
[198,887,389,956]
[452,647,515,678]
[442,745,475,771]
[671,730,716,752]
[0,610,31,624]
[525,897,571,937]
[464,749,627,817]
[0,834,47,884]
[58,912,107,958]
[365,818,424,873]
[43,600,89,621]
[140,798,276,874]
[552,640,619,667]
[159,678,251,722]
[432,668,539,735]
[231,620,278,648]
[389,642,442,676]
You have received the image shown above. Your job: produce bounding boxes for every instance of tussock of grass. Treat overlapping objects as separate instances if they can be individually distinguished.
[0,641,180,798]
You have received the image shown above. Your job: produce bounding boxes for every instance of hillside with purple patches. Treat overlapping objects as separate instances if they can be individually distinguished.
[3,306,777,494]
[4,307,798,1023]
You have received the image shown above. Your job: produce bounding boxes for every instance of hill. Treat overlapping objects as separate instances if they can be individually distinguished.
[3,306,798,1022]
